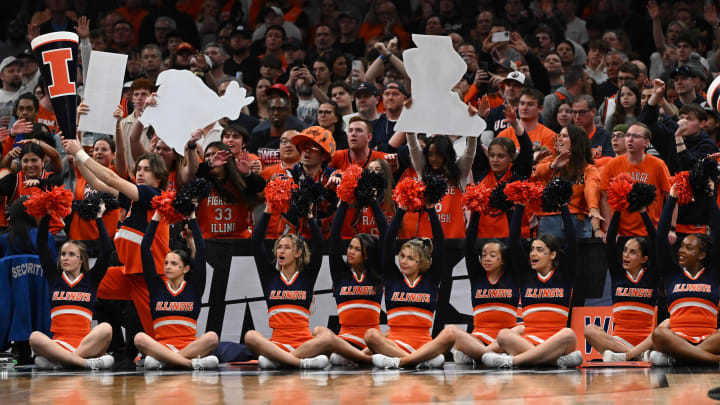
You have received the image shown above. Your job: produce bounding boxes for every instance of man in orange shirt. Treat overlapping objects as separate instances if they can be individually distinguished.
[599,122,673,239]
[330,116,392,171]
[497,87,556,155]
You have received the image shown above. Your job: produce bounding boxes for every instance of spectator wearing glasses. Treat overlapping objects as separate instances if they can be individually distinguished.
[542,66,592,125]
[572,95,614,159]
[316,101,348,150]
[599,123,672,238]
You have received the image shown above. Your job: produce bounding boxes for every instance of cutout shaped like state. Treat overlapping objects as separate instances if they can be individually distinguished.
[395,34,486,137]
[139,69,254,152]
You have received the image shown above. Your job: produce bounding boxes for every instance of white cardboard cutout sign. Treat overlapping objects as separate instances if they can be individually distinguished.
[139,69,254,152]
[78,51,127,135]
[395,34,486,137]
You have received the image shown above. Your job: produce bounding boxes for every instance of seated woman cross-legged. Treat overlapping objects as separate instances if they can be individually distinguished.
[648,185,720,366]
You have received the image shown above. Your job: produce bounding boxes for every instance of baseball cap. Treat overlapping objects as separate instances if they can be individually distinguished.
[338,9,360,22]
[503,71,526,86]
[671,62,705,81]
[0,56,23,72]
[177,42,195,54]
[611,124,629,134]
[266,83,290,98]
[283,37,305,51]
[230,25,252,39]
[383,81,409,97]
[355,81,378,96]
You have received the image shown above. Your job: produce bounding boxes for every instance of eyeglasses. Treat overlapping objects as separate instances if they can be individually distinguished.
[617,75,635,82]
[571,109,589,115]
[626,133,646,139]
[317,110,334,115]
[279,138,293,145]
[611,133,626,139]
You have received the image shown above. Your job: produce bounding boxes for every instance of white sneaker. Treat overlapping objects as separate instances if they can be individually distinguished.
[329,353,354,366]
[452,349,474,365]
[192,355,219,370]
[299,355,328,369]
[556,350,583,368]
[649,351,676,366]
[417,354,445,369]
[602,350,626,362]
[257,355,280,369]
[143,355,164,370]
[481,352,513,368]
[85,354,114,370]
[372,354,400,369]
[640,350,652,362]
[34,356,61,370]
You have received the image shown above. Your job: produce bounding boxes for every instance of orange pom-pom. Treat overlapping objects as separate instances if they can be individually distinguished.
[670,171,693,205]
[462,183,497,215]
[504,180,544,214]
[337,165,363,204]
[265,176,297,214]
[393,177,425,211]
[23,186,73,218]
[151,190,185,223]
[607,173,635,212]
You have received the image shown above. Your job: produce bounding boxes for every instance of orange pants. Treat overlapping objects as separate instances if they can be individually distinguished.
[97,266,154,337]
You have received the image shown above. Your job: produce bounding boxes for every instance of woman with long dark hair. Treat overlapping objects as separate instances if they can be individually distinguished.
[316,100,348,150]
[605,82,641,130]
[535,124,601,238]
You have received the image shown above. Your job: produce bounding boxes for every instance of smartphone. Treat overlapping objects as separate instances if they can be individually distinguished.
[352,59,362,71]
[478,62,488,71]
[491,31,510,43]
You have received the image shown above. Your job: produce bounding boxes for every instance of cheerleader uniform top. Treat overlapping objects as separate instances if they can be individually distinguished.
[465,211,519,344]
[252,212,323,343]
[382,208,446,340]
[141,218,206,343]
[510,205,577,343]
[37,215,112,338]
[328,201,386,346]
[657,197,720,343]
[606,210,658,345]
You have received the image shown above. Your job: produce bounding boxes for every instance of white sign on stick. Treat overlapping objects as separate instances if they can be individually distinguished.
[139,69,254,152]
[395,34,486,137]
[78,51,127,135]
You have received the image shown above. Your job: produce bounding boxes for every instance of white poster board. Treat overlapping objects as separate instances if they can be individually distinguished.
[139,69,254,152]
[78,51,127,135]
[395,34,486,137]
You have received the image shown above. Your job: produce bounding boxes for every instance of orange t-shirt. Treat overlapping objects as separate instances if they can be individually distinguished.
[330,149,386,171]
[497,124,556,155]
[114,7,148,46]
[36,105,59,134]
[600,154,671,236]
[535,158,601,217]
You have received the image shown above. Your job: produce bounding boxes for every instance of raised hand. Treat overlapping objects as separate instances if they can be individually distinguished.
[647,0,660,21]
[552,150,571,169]
[236,150,251,175]
[210,149,231,168]
[11,118,33,136]
[61,137,83,156]
[75,16,90,39]
[113,104,124,121]
[653,79,665,97]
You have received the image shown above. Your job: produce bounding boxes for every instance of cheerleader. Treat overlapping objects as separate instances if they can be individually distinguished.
[321,200,387,366]
[133,210,219,369]
[648,186,720,365]
[29,206,114,369]
[450,211,519,364]
[585,209,658,361]
[482,202,583,368]
[243,207,330,369]
[367,204,455,369]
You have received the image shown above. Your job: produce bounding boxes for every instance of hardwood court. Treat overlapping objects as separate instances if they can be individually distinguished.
[3,364,720,404]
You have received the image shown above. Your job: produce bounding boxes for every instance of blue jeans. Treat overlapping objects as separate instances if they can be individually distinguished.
[538,214,592,239]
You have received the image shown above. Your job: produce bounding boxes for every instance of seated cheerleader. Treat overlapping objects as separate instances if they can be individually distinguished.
[482,202,583,368]
[244,206,330,369]
[648,185,720,366]
[450,211,519,364]
[585,208,658,362]
[367,203,455,369]
[319,200,387,366]
[29,205,115,369]
[133,210,219,370]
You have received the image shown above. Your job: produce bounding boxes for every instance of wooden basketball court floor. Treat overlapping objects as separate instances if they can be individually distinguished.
[4,363,720,404]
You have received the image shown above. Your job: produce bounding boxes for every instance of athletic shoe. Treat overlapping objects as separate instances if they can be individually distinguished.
[649,351,676,366]
[192,355,219,370]
[257,355,280,369]
[143,355,165,370]
[481,352,513,368]
[372,354,400,369]
[299,355,328,369]
[329,353,354,366]
[417,354,445,369]
[34,356,61,370]
[640,350,652,362]
[452,350,474,365]
[602,350,626,362]
[85,354,115,370]
[557,350,583,368]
